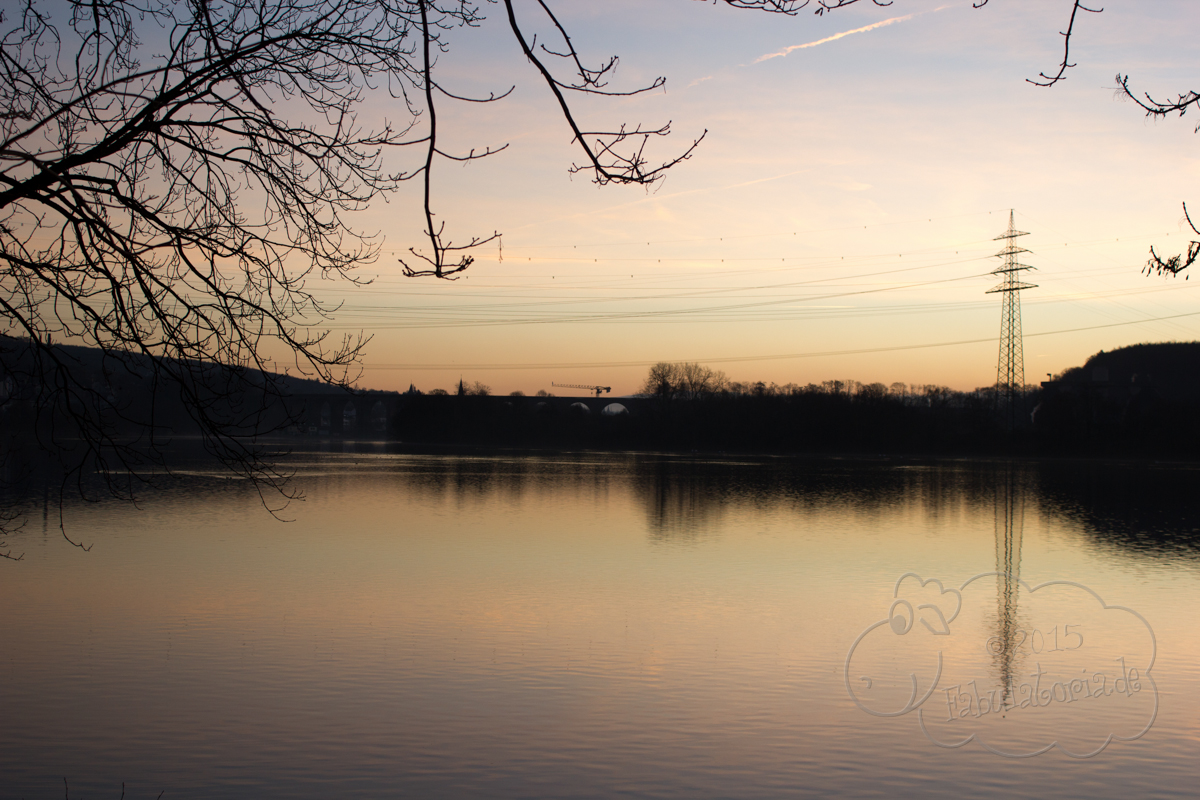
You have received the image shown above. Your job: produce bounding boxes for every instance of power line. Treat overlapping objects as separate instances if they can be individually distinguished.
[359,310,1200,371]
[376,209,1013,252]
[316,270,1000,331]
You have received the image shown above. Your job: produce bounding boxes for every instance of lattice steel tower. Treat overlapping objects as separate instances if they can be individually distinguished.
[987,211,1036,429]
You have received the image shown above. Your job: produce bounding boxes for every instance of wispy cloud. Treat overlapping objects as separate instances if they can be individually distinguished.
[754,13,915,63]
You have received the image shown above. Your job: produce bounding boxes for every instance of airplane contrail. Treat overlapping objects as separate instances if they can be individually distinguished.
[754,12,920,63]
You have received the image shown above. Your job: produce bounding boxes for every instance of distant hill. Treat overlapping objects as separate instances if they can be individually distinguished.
[0,335,355,396]
[1057,341,1200,398]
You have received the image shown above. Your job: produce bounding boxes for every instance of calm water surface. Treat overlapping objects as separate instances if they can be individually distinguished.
[2,452,1199,798]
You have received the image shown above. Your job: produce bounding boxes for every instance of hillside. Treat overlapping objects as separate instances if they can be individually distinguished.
[1057,341,1200,398]
[0,335,352,396]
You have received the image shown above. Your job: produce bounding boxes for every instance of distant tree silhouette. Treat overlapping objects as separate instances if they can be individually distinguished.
[640,362,728,402]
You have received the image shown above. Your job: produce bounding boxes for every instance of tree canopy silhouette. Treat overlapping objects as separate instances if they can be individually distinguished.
[0,0,829,541]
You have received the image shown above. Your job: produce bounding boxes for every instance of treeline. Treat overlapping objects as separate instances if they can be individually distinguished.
[621,356,1200,455]
[615,360,1016,453]
[394,353,1200,457]
[639,359,982,408]
[389,366,1033,455]
[9,344,1199,463]
[628,380,1022,454]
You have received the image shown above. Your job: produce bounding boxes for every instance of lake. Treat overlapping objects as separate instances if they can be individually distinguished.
[2,451,1197,798]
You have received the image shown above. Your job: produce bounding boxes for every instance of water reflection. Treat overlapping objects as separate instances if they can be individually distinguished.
[990,466,1027,710]
[635,458,1036,544]
[1036,462,1200,561]
[1,452,1198,798]
[637,459,729,544]
[7,450,1200,562]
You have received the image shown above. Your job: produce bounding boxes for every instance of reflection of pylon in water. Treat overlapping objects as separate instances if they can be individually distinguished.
[991,467,1025,710]
[988,210,1037,431]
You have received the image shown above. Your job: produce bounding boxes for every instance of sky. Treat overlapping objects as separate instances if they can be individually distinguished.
[300,0,1200,396]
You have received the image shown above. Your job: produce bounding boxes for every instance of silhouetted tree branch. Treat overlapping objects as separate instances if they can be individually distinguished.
[499,0,699,189]
[1021,0,1102,87]
[0,0,411,487]
[0,0,470,518]
[1143,203,1198,279]
[810,1,893,15]
[1117,72,1200,131]
[1115,67,1200,280]
[0,0,828,525]
[398,0,502,278]
[401,0,814,274]
[811,0,1100,88]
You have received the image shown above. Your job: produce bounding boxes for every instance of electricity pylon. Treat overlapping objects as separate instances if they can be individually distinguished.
[987,210,1037,431]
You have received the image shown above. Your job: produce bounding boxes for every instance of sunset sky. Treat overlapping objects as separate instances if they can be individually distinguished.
[309,0,1200,396]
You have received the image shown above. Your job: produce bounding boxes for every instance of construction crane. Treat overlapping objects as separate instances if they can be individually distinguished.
[551,382,611,397]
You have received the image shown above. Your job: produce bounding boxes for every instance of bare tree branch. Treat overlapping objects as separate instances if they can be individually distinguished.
[0,0,451,508]
[501,0,706,186]
[1144,203,1199,279]
[1116,72,1200,130]
[1022,0,1103,87]
[398,1,499,279]
[0,0,823,520]
[813,0,893,14]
